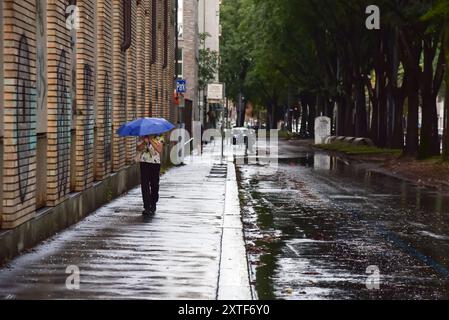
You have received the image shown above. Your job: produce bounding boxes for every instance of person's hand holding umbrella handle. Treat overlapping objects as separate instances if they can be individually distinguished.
[149,137,163,154]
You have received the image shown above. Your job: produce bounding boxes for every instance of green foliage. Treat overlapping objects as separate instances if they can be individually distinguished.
[219,0,250,99]
[423,0,449,23]
[198,32,219,90]
[220,0,447,157]
[316,142,402,156]
[220,0,291,106]
[278,130,300,140]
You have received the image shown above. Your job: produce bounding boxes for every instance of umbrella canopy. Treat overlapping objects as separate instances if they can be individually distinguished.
[117,117,175,137]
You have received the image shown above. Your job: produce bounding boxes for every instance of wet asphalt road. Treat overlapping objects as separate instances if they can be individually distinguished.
[238,140,449,300]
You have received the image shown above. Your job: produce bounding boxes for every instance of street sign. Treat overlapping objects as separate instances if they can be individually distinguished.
[176,79,186,93]
[207,83,223,100]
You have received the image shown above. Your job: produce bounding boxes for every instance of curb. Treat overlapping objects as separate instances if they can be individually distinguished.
[217,160,252,300]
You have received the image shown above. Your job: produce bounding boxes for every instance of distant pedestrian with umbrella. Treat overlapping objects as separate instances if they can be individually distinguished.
[117,117,175,216]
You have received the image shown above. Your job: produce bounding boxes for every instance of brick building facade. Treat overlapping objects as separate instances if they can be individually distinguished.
[0,0,176,231]
[177,0,198,120]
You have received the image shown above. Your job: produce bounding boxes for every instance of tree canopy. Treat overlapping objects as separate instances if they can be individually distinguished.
[198,32,219,91]
[220,0,449,159]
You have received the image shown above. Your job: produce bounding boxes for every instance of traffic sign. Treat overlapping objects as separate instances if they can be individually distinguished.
[176,79,186,93]
[207,83,223,100]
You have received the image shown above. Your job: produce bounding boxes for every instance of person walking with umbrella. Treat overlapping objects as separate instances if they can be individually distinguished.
[137,135,163,215]
[117,118,175,216]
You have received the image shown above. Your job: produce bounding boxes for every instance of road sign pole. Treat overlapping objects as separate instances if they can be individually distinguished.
[221,83,225,164]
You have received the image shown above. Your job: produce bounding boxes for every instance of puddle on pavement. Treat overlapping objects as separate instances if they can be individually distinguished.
[237,151,449,300]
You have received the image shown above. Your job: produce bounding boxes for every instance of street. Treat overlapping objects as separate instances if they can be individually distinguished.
[2,0,449,308]
[1,138,449,300]
[239,140,449,300]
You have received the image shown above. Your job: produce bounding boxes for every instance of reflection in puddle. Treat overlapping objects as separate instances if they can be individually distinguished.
[313,154,331,171]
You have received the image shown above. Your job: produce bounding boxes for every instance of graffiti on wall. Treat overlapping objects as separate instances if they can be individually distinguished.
[104,71,112,169]
[83,64,94,186]
[56,49,71,199]
[120,80,127,118]
[70,19,77,118]
[118,80,127,158]
[36,0,47,114]
[15,34,36,203]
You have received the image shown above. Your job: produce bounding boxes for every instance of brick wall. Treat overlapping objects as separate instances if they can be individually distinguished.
[125,0,138,165]
[150,0,158,117]
[167,0,175,123]
[36,0,48,134]
[75,0,96,191]
[1,0,38,229]
[0,0,175,230]
[162,0,168,120]
[136,0,146,119]
[46,0,72,206]
[156,0,163,118]
[179,0,198,120]
[112,0,127,172]
[0,0,4,225]
[95,0,114,179]
[144,0,152,117]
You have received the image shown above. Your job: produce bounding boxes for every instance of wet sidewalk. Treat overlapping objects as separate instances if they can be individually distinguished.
[0,144,252,300]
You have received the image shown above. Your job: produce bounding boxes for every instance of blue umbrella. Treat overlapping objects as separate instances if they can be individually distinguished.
[117,117,175,137]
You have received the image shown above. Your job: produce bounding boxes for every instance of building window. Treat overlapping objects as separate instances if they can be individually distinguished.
[176,48,183,79]
[177,0,183,39]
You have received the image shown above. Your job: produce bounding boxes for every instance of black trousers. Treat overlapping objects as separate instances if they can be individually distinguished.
[140,162,161,210]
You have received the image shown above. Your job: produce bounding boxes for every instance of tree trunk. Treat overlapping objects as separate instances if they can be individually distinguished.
[266,102,272,131]
[287,108,293,132]
[443,79,449,161]
[442,28,449,161]
[355,74,367,138]
[391,86,405,149]
[419,37,440,158]
[404,74,420,157]
[370,95,379,144]
[271,99,278,130]
[391,70,407,149]
[344,98,354,136]
[296,114,299,134]
[336,96,345,136]
[377,74,388,148]
[370,30,386,146]
[307,96,316,138]
[343,75,355,137]
[420,94,440,158]
[399,28,422,157]
[300,99,308,136]
[385,30,398,149]
[237,92,245,127]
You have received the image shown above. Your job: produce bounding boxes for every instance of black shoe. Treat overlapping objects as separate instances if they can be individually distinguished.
[150,204,157,215]
[142,209,151,216]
